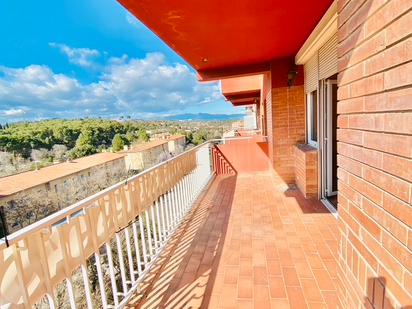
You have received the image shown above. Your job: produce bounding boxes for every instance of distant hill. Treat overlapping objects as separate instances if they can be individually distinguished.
[162,113,244,121]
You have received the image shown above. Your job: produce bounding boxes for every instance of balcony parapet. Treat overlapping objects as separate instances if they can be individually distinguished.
[0,142,214,308]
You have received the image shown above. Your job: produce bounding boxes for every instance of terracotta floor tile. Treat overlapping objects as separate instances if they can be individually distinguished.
[237,299,254,309]
[307,302,328,309]
[254,266,268,285]
[267,259,282,276]
[238,276,253,299]
[126,173,339,309]
[220,284,238,308]
[313,269,335,291]
[268,276,287,298]
[321,290,339,308]
[224,266,239,285]
[295,261,315,279]
[301,278,324,302]
[306,253,325,270]
[271,298,290,309]
[283,267,300,287]
[239,258,253,277]
[253,250,267,266]
[254,285,271,309]
[286,286,308,309]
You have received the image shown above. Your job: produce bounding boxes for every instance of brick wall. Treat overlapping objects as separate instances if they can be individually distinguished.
[271,85,306,183]
[294,144,318,198]
[336,0,412,307]
[264,60,306,184]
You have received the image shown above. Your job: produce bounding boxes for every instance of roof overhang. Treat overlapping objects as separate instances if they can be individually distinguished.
[221,75,262,106]
[231,98,259,107]
[118,0,334,80]
[295,0,338,64]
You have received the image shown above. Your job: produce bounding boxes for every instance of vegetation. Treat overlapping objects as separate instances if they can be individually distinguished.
[0,119,149,158]
[111,133,125,152]
[0,118,232,177]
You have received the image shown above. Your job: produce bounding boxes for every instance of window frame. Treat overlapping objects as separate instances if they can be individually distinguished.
[306,90,318,148]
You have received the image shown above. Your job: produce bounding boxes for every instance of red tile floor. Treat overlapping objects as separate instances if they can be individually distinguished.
[128,172,341,308]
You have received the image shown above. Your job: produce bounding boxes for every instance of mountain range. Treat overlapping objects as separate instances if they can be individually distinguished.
[161,113,244,121]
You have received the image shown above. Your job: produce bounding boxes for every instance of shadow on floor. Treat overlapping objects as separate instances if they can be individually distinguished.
[283,185,331,214]
[128,174,237,308]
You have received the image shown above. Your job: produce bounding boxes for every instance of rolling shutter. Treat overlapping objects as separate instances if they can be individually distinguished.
[319,33,338,80]
[304,54,318,93]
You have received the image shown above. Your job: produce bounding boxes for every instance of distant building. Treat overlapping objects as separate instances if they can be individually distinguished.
[0,152,127,233]
[167,135,186,153]
[243,105,257,130]
[0,135,186,234]
[124,135,185,171]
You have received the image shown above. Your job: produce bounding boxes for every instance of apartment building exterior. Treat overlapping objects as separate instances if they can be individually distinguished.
[123,135,185,171]
[0,152,127,233]
[0,1,410,308]
[119,0,412,307]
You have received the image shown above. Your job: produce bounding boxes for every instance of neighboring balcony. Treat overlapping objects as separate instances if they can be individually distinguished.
[0,137,339,309]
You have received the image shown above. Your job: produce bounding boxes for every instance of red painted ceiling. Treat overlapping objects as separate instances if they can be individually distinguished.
[118,0,333,79]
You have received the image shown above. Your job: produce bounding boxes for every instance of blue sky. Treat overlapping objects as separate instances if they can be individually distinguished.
[0,0,239,123]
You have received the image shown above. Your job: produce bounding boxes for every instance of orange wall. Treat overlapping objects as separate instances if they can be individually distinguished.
[217,137,269,174]
[221,75,263,95]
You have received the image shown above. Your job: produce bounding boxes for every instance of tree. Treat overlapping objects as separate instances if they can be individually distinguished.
[70,130,97,159]
[192,131,207,145]
[112,134,125,152]
[184,131,193,144]
[138,130,150,142]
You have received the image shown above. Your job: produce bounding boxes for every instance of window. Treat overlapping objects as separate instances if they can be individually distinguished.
[307,90,318,147]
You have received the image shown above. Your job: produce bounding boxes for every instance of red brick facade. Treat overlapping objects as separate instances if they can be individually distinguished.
[336,0,412,307]
[264,61,306,184]
[271,86,306,184]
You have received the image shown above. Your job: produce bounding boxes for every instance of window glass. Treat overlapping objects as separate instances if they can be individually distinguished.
[311,91,318,142]
[307,90,318,147]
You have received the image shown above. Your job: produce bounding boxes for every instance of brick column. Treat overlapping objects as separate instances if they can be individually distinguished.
[267,59,305,184]
[336,0,412,307]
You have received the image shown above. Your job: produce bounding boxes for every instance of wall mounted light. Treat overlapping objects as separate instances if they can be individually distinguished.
[287,70,298,88]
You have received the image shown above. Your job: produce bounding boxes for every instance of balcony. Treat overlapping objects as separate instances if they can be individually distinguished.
[0,137,339,308]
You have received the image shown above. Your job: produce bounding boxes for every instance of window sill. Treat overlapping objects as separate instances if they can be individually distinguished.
[295,143,318,152]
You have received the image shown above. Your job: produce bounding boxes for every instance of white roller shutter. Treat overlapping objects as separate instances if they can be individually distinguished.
[319,33,338,80]
[304,54,318,93]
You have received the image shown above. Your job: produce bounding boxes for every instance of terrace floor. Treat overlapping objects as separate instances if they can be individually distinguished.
[127,172,341,309]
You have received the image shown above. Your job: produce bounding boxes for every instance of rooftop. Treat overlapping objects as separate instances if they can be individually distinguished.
[0,152,125,198]
[124,135,185,153]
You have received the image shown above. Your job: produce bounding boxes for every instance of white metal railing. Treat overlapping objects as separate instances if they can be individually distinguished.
[0,142,213,308]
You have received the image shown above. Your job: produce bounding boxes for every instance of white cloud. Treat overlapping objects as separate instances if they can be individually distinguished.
[3,108,28,117]
[125,13,142,29]
[49,42,100,68]
[0,52,226,121]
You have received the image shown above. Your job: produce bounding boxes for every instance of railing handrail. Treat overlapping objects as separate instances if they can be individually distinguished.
[0,135,264,249]
[0,141,211,249]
